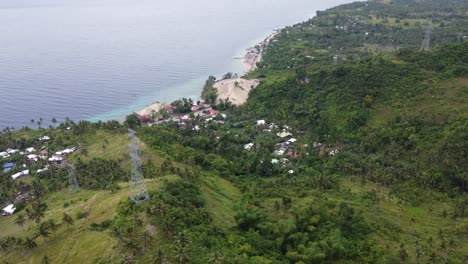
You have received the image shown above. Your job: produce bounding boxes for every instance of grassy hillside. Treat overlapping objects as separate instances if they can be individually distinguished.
[0,0,467,263]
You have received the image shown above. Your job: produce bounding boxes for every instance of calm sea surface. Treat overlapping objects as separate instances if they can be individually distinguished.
[0,0,352,128]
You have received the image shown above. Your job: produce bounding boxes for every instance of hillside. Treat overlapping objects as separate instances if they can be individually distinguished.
[0,0,467,263]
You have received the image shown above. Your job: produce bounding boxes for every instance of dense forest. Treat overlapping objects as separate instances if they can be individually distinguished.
[0,0,467,263]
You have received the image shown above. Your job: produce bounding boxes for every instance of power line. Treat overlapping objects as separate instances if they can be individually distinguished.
[65,161,80,192]
[420,20,432,52]
[129,129,149,203]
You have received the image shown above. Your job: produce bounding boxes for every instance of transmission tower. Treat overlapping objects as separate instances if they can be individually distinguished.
[128,129,149,203]
[420,20,432,52]
[65,162,80,192]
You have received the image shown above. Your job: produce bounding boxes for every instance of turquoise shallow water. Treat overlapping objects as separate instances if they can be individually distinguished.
[0,0,352,128]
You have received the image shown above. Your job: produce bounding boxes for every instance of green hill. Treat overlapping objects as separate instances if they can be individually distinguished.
[1,0,467,263]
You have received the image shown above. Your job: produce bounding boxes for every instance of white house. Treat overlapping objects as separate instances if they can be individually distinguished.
[257,120,266,126]
[39,136,50,142]
[274,150,285,156]
[25,147,36,153]
[276,131,292,138]
[0,152,9,159]
[11,170,28,180]
[27,154,39,161]
[2,204,16,216]
[244,143,254,150]
[6,149,19,154]
[37,166,49,173]
[49,156,63,163]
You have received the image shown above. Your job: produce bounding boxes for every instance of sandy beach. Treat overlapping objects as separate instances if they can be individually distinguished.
[136,101,164,116]
[242,31,278,73]
[213,78,260,105]
[214,31,277,105]
[136,31,277,115]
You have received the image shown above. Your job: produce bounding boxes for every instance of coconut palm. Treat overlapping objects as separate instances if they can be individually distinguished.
[14,213,26,229]
[153,248,166,264]
[41,255,51,264]
[47,219,61,233]
[62,213,74,228]
[23,237,37,250]
[37,222,50,239]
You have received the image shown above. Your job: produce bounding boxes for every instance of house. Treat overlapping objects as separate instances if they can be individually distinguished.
[56,147,76,156]
[209,109,219,116]
[49,156,63,164]
[27,154,40,161]
[15,194,28,202]
[288,170,294,175]
[2,204,16,216]
[191,105,201,112]
[139,115,151,123]
[0,152,10,159]
[25,147,36,153]
[6,149,19,154]
[11,170,28,180]
[164,105,173,112]
[271,158,279,164]
[39,136,50,142]
[2,162,15,169]
[37,166,49,173]
[287,151,299,159]
[274,150,285,156]
[277,131,292,138]
[288,138,297,143]
[257,120,266,126]
[244,143,254,150]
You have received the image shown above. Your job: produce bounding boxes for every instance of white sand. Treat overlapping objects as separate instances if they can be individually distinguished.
[242,31,278,73]
[136,101,164,116]
[214,78,259,105]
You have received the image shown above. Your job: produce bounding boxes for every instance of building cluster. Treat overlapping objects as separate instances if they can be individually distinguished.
[1,134,76,216]
[137,103,227,129]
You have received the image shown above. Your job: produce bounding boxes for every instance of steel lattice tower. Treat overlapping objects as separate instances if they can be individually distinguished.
[420,20,432,52]
[65,162,80,192]
[128,129,149,203]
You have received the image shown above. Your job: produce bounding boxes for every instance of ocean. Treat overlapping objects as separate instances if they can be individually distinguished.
[0,0,352,129]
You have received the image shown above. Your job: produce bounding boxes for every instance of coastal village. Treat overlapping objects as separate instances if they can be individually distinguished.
[0,30,346,220]
[1,131,76,216]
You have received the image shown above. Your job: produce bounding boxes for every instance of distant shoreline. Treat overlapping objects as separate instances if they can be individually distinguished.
[135,31,278,115]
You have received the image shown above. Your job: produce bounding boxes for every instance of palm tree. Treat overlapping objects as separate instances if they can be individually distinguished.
[23,237,37,250]
[140,231,153,250]
[14,213,26,229]
[41,255,51,264]
[153,248,166,264]
[37,222,50,239]
[47,219,61,233]
[32,205,46,224]
[174,244,191,264]
[208,252,225,264]
[25,208,34,227]
[51,117,57,124]
[62,213,74,228]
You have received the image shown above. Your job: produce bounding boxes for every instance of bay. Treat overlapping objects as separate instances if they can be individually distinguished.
[0,0,352,128]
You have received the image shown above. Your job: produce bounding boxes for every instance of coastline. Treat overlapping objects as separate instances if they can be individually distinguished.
[136,31,278,114]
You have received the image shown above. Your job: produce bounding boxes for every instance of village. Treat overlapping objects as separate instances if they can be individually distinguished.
[1,132,76,216]
[135,101,341,177]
